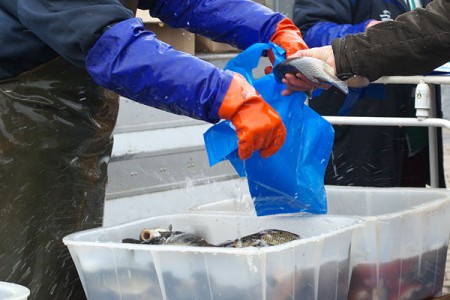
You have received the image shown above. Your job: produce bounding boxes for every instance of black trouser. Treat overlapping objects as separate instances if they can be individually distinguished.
[0,58,119,299]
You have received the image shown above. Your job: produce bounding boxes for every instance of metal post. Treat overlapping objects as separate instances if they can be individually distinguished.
[427,84,439,187]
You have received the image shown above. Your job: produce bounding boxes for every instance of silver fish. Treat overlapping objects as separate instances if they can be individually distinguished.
[273,57,349,95]
[164,233,214,247]
[218,229,300,248]
[139,226,178,242]
[139,225,213,246]
[123,226,300,248]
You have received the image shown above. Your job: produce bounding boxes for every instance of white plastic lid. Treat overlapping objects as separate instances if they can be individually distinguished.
[0,282,30,300]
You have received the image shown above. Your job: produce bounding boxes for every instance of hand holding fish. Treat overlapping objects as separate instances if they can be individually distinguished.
[275,46,337,96]
[264,17,340,95]
[267,18,320,94]
[279,19,379,94]
[291,46,337,76]
[288,46,370,91]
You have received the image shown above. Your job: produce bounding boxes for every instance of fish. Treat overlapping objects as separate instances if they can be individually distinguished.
[135,225,214,246]
[218,229,300,248]
[122,226,300,248]
[122,225,182,245]
[273,57,349,96]
[139,226,180,242]
[163,233,214,247]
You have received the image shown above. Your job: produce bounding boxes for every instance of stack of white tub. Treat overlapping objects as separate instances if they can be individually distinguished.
[63,184,450,300]
[64,213,363,300]
[192,186,450,300]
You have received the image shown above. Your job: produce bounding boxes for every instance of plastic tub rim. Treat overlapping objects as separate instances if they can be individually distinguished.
[63,214,365,254]
[192,186,450,222]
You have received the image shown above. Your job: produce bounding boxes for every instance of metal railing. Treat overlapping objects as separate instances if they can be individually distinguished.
[324,75,450,187]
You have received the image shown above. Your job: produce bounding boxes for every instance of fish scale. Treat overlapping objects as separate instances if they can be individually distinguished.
[273,57,349,95]
[122,227,301,248]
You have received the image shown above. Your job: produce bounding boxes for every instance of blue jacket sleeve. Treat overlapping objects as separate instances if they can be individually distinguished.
[303,21,370,47]
[86,18,233,123]
[293,0,370,47]
[139,0,285,49]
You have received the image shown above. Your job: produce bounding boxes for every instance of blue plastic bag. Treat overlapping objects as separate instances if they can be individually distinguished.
[204,43,334,216]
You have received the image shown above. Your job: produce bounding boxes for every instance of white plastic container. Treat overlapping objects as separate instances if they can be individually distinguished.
[63,213,363,300]
[0,282,30,300]
[327,186,450,300]
[192,186,450,300]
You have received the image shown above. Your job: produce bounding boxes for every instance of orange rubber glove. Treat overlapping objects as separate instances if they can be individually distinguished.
[219,73,286,160]
[265,18,309,74]
[271,18,308,57]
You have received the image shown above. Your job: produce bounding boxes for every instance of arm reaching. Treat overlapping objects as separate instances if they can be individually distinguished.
[86,18,285,160]
[332,0,450,81]
[289,0,450,88]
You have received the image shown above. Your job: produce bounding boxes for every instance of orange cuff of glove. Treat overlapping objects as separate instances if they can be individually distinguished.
[219,73,286,160]
[270,18,308,57]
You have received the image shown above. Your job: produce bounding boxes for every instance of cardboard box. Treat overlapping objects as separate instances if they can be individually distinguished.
[135,9,156,23]
[193,0,273,54]
[121,0,138,14]
[136,10,195,55]
[253,0,274,9]
[195,35,239,54]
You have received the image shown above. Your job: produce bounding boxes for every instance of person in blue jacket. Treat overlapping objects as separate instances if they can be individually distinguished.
[0,1,309,299]
[292,0,446,188]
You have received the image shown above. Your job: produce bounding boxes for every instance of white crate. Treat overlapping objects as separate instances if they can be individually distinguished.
[192,185,450,299]
[64,213,363,300]
[0,282,30,300]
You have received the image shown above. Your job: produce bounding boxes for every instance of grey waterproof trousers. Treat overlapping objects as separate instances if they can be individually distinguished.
[0,57,119,299]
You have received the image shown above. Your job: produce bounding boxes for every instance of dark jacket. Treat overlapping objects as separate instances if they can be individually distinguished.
[293,0,434,46]
[293,0,433,187]
[332,0,450,81]
[0,0,282,81]
[0,1,133,79]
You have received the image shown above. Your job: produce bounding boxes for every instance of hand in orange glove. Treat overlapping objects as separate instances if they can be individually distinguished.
[270,18,309,59]
[219,73,286,160]
[266,18,321,95]
[265,18,309,73]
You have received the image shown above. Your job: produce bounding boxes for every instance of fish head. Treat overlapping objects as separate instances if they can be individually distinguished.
[274,57,348,95]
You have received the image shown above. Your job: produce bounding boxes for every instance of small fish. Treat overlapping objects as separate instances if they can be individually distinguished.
[121,225,181,244]
[219,229,300,248]
[123,231,213,246]
[140,226,180,242]
[122,227,300,248]
[164,233,214,247]
[273,57,348,96]
[139,225,214,246]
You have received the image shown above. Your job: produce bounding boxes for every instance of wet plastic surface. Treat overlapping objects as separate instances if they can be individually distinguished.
[0,281,30,300]
[0,58,119,299]
[64,213,363,300]
[192,185,450,300]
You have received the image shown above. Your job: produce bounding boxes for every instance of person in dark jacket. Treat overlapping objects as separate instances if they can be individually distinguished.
[289,0,450,83]
[0,1,310,299]
[292,0,445,188]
